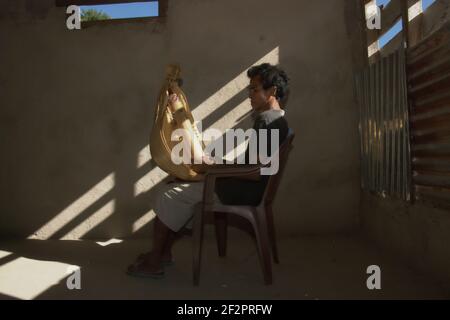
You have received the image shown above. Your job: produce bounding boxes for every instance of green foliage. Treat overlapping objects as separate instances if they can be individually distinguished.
[81,9,111,22]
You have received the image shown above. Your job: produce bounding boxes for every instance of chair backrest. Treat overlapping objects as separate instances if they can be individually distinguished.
[260,129,295,207]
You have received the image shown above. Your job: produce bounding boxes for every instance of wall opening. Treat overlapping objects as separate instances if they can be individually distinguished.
[80,1,159,22]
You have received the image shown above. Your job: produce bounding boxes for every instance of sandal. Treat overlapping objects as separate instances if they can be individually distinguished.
[126,261,165,279]
[135,252,175,267]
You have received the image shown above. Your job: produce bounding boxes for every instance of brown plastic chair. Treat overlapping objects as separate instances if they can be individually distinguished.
[193,130,295,286]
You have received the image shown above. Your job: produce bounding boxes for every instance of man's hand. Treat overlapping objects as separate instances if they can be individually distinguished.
[167,93,183,114]
[168,93,178,106]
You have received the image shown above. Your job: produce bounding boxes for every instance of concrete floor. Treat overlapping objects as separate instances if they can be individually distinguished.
[0,228,448,300]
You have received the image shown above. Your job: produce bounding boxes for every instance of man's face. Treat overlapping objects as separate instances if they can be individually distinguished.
[248,76,272,112]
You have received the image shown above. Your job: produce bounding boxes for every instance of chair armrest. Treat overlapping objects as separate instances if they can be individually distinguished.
[205,164,262,177]
[202,164,262,209]
[191,163,260,174]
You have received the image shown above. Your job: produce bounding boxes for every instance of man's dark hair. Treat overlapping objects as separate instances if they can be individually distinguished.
[247,63,290,108]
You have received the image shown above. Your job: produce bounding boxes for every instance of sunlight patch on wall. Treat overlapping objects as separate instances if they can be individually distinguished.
[29,173,115,240]
[206,99,253,133]
[132,210,156,232]
[60,200,116,240]
[368,41,379,57]
[137,145,152,169]
[409,0,423,21]
[134,166,168,197]
[191,47,279,123]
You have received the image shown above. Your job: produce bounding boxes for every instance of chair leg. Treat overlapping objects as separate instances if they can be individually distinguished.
[214,212,228,257]
[193,208,205,286]
[265,205,279,264]
[251,208,273,285]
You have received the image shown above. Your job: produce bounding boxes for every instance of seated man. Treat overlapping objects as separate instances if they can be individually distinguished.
[127,63,290,278]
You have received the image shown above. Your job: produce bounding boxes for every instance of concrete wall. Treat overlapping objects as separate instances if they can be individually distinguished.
[0,0,361,239]
[361,192,450,291]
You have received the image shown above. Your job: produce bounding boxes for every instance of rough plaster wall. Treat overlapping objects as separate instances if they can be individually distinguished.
[361,192,450,291]
[0,0,361,239]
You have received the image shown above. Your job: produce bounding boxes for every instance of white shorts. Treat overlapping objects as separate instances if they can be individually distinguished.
[154,181,221,232]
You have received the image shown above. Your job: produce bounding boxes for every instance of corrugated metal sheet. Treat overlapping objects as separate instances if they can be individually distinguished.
[407,21,450,205]
[355,48,412,200]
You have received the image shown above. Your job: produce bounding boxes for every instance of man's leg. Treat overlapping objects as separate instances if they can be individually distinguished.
[162,230,176,263]
[147,217,174,267]
[128,182,206,275]
[133,227,176,265]
[128,217,171,273]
